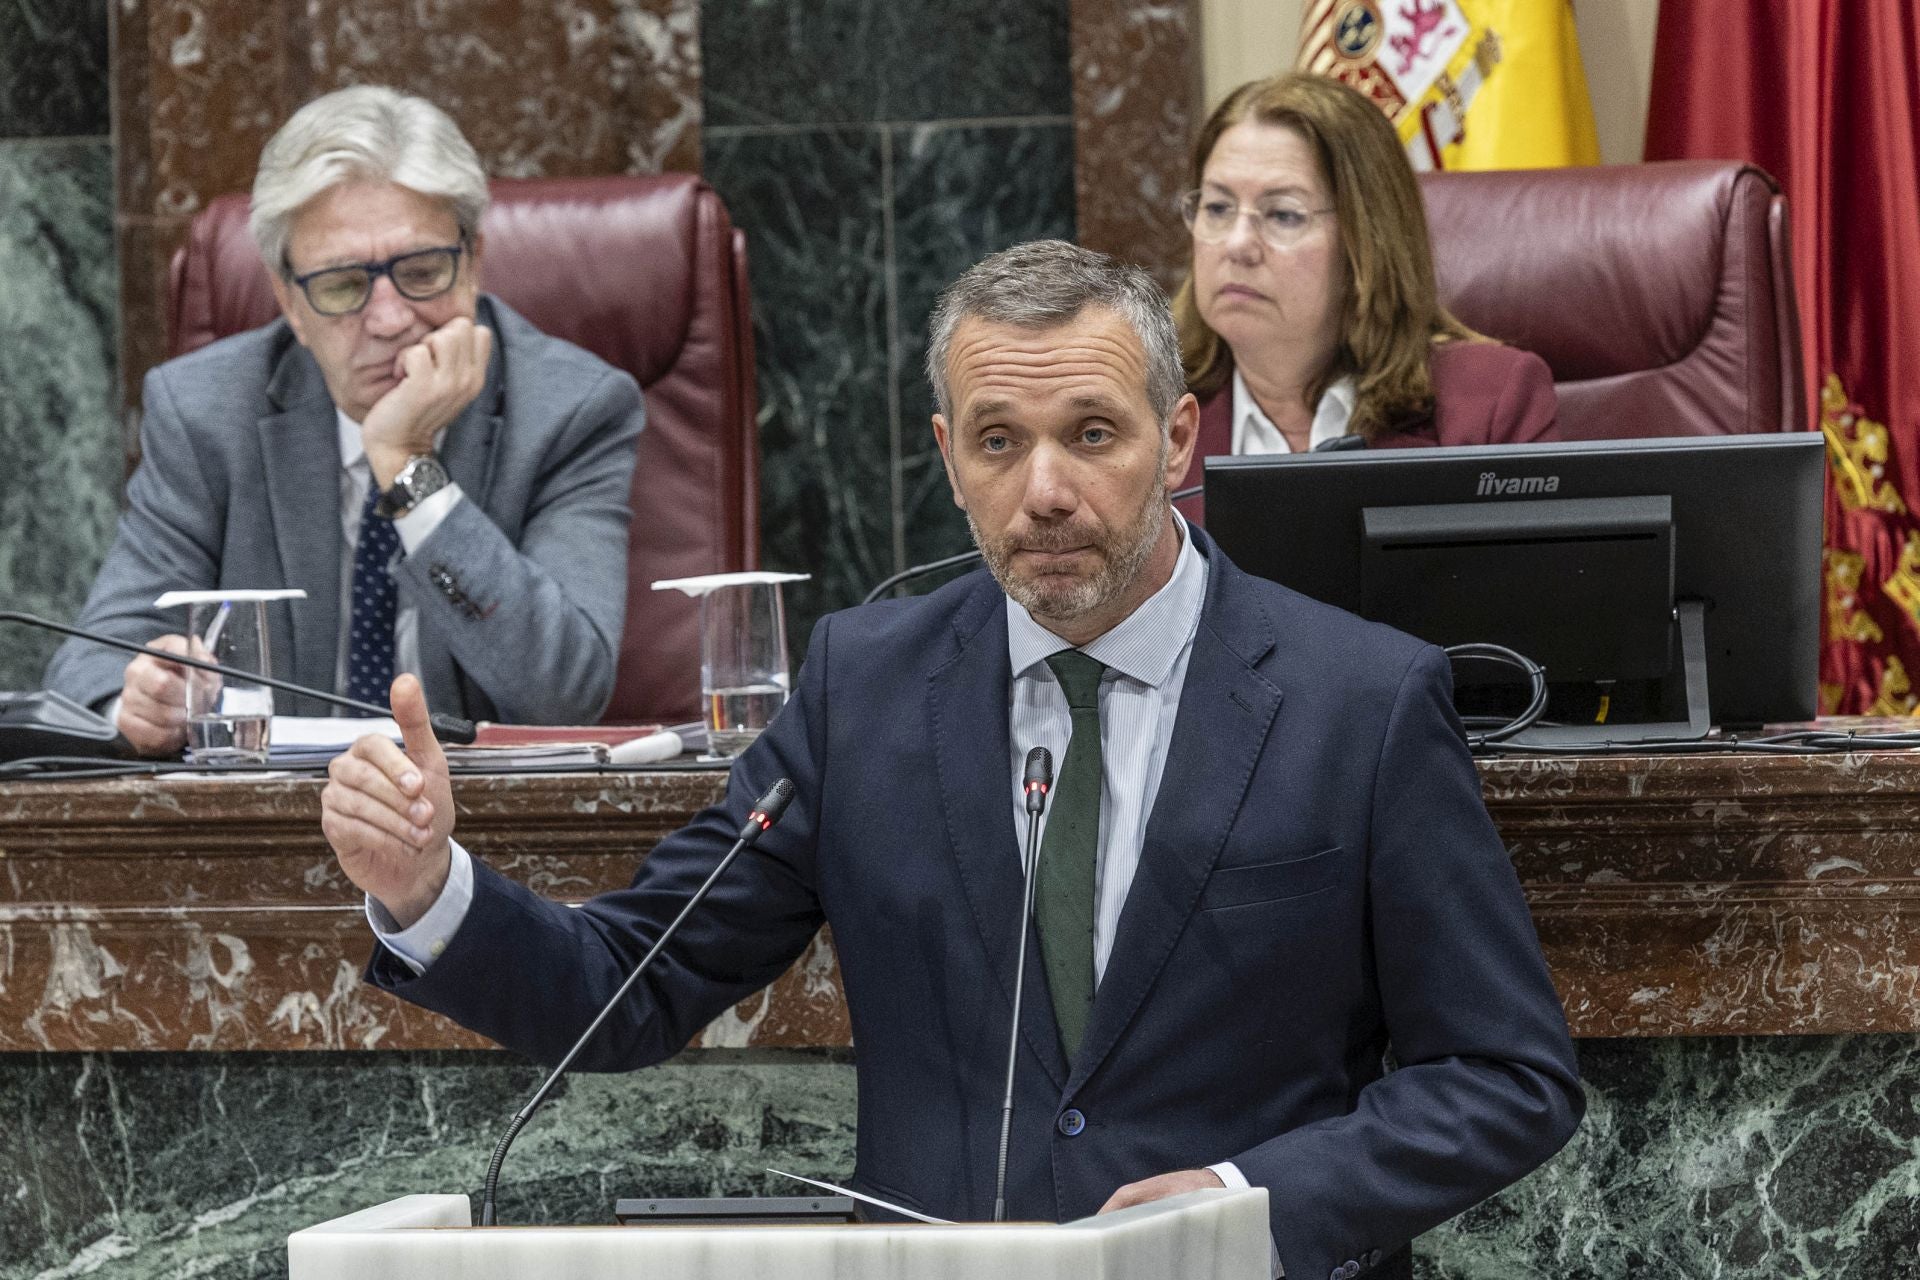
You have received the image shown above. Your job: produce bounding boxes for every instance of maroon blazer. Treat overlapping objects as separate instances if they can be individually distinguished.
[1175,340,1558,526]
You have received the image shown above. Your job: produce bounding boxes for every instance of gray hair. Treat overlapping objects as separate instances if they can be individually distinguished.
[924,239,1185,425]
[249,85,489,274]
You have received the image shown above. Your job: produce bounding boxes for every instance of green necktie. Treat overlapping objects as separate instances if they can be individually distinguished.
[1036,649,1106,1059]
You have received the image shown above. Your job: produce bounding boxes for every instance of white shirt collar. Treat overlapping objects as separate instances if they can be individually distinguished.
[1231,368,1355,455]
[1005,510,1208,689]
[336,408,365,470]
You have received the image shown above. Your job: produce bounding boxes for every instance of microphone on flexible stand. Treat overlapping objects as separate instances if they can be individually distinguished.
[992,746,1053,1222]
[479,777,798,1227]
[0,610,477,744]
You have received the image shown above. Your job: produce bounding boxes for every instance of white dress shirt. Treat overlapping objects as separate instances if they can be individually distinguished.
[331,409,463,704]
[1231,369,1355,455]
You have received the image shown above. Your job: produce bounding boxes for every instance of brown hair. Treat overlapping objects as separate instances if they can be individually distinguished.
[1173,72,1477,437]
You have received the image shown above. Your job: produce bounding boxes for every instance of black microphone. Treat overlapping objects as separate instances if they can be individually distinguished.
[993,746,1052,1221]
[480,776,798,1227]
[1022,745,1052,814]
[1311,432,1368,451]
[0,610,477,745]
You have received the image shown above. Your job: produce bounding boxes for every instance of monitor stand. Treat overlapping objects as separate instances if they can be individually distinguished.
[1506,600,1711,748]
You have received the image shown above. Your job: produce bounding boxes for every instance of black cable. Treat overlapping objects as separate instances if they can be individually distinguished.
[1444,643,1549,748]
[860,549,982,605]
[0,610,477,743]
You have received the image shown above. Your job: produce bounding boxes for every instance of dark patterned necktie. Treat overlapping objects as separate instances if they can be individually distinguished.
[344,482,401,711]
[1036,649,1106,1059]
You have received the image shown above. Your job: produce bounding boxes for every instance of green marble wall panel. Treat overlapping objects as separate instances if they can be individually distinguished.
[2,1049,859,1278]
[9,1038,1920,1277]
[703,0,1069,127]
[703,125,892,636]
[704,118,1077,636]
[889,121,1077,573]
[1417,1035,1920,1278]
[701,0,1075,651]
[0,0,109,139]
[0,139,120,692]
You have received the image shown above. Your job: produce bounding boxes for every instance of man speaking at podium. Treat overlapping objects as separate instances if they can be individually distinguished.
[321,241,1582,1279]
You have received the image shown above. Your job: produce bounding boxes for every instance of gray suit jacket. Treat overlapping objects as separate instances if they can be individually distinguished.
[45,296,642,723]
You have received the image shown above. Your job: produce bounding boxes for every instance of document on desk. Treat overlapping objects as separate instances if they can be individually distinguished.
[267,716,617,768]
[269,715,399,765]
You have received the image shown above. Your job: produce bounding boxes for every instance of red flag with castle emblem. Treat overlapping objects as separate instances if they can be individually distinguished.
[1646,1,1920,714]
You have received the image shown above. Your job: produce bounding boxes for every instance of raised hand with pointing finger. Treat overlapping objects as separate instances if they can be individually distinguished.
[321,674,457,929]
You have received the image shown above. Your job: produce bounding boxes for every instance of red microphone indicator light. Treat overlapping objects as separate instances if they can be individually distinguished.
[737,778,797,841]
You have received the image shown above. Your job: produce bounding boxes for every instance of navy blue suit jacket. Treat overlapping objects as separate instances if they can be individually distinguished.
[371,528,1582,1279]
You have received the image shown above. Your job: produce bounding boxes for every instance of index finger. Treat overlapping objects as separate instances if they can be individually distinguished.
[389,673,445,771]
[346,731,421,791]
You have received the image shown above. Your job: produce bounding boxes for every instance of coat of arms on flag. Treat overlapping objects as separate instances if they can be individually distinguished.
[1298,0,1598,172]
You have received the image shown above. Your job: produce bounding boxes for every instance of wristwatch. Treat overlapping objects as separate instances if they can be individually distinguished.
[375,454,451,520]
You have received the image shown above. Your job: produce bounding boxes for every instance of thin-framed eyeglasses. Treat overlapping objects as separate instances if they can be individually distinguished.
[287,241,468,316]
[1179,190,1334,250]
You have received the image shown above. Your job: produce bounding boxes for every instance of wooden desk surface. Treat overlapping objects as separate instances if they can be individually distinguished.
[4,748,1917,1050]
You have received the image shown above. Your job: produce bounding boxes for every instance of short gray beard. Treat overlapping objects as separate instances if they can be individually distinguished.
[968,474,1170,625]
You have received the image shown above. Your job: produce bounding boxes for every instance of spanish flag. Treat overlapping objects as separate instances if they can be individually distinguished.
[1298,0,1600,171]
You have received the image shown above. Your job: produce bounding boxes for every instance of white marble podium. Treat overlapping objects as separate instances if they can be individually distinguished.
[287,1187,1270,1279]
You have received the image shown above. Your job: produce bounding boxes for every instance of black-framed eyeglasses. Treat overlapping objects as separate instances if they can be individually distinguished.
[287,241,467,316]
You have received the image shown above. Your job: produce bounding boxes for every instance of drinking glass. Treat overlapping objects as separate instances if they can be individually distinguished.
[183,598,274,764]
[701,581,791,758]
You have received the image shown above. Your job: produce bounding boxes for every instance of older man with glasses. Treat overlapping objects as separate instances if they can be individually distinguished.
[46,86,645,749]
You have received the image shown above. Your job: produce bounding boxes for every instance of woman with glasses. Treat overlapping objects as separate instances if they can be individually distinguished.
[1171,73,1558,520]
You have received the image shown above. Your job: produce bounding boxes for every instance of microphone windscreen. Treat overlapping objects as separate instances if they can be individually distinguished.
[755,777,796,826]
[1023,746,1053,788]
[430,713,478,744]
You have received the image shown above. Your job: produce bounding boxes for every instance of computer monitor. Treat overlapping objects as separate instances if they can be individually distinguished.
[1204,434,1826,745]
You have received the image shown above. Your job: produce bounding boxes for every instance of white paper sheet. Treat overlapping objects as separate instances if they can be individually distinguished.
[652,571,810,597]
[765,1168,955,1225]
[271,715,401,747]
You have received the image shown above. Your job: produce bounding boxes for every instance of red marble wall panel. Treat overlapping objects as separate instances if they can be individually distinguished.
[10,750,1920,1052]
[1068,0,1203,289]
[1490,751,1920,1036]
[109,0,701,415]
[0,772,847,1052]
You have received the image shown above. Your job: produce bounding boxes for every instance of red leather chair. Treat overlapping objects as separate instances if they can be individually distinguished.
[167,174,758,725]
[1420,160,1806,438]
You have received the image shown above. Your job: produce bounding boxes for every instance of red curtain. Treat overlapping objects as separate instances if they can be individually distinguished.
[1645,1,1920,715]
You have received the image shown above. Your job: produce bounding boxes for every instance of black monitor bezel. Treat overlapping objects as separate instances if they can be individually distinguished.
[1203,433,1827,729]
